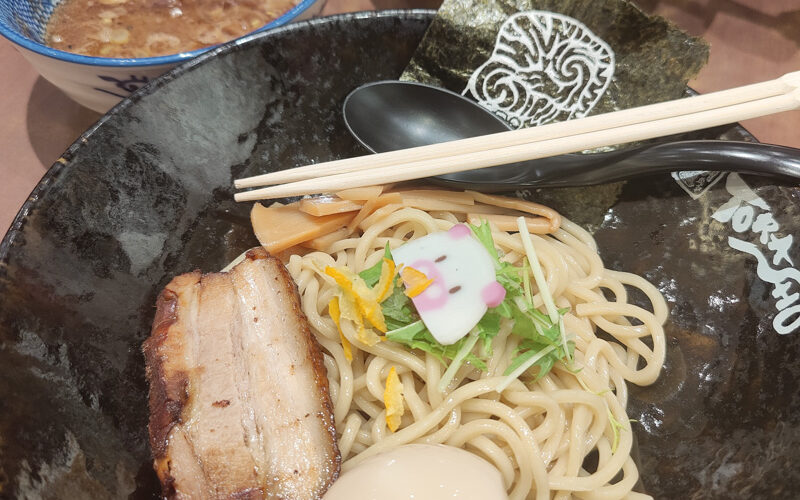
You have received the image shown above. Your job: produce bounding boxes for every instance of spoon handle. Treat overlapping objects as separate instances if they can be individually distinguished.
[551,140,800,187]
[434,141,800,190]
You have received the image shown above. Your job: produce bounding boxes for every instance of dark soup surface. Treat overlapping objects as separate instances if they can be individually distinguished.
[45,0,301,58]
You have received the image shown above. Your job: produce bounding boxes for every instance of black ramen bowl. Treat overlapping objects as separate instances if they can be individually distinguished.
[1,10,799,499]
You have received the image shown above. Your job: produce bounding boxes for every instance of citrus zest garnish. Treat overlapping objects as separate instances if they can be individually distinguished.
[326,265,387,333]
[325,266,358,295]
[359,299,387,333]
[336,288,360,322]
[354,313,382,346]
[400,266,434,298]
[383,366,404,432]
[328,297,352,362]
[374,258,397,303]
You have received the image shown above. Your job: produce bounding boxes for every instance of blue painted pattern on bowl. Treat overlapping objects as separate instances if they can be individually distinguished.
[0,0,325,112]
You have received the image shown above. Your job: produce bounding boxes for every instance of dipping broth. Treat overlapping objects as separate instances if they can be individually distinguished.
[45,0,300,58]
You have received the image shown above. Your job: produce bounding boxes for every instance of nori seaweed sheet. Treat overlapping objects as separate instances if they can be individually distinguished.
[401,0,711,228]
[402,0,709,115]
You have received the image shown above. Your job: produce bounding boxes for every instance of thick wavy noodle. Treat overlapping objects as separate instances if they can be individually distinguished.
[286,199,667,500]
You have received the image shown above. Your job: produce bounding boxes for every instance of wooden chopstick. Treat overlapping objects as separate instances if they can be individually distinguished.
[234,73,800,201]
[234,71,800,191]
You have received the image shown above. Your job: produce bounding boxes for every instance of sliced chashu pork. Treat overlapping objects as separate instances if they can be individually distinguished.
[143,247,340,499]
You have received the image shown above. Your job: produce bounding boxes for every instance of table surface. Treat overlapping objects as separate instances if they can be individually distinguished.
[2,0,799,235]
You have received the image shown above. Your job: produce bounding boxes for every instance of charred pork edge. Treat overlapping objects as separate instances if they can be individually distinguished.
[143,272,200,498]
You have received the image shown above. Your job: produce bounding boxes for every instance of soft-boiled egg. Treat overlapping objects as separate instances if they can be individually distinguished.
[322,443,508,500]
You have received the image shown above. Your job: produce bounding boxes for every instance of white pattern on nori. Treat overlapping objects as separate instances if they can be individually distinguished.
[464,11,615,128]
[402,0,708,117]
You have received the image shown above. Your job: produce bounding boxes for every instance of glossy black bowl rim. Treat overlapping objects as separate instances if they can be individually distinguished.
[0,9,436,265]
[0,8,759,267]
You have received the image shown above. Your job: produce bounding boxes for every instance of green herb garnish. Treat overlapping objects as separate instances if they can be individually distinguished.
[373,221,573,393]
[359,242,393,286]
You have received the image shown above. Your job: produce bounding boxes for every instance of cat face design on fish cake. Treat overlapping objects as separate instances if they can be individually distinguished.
[464,11,615,129]
[392,224,505,345]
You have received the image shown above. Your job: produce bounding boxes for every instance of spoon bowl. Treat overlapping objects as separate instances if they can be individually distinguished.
[343,80,510,152]
[343,80,800,189]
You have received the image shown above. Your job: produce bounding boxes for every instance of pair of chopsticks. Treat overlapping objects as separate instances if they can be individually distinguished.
[234,71,800,202]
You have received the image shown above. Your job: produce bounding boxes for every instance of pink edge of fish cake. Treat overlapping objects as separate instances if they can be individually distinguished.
[409,259,448,312]
[482,281,506,307]
[448,224,471,239]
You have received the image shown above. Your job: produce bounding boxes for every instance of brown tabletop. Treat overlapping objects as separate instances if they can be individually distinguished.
[2,0,799,235]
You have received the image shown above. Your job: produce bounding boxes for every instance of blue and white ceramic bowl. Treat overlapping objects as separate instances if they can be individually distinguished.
[0,0,324,112]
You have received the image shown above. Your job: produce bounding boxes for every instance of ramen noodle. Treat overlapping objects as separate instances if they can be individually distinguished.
[275,191,667,500]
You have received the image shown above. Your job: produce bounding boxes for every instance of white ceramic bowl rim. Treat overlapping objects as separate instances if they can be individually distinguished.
[0,0,319,67]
